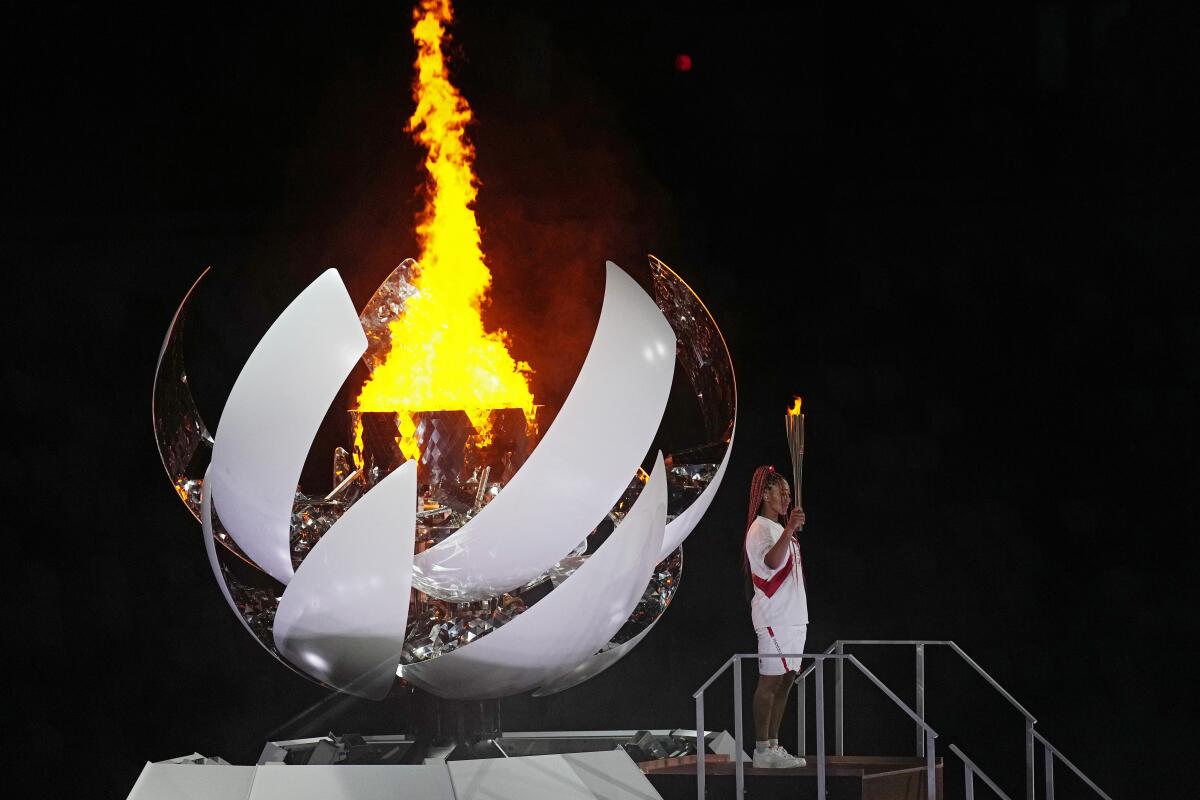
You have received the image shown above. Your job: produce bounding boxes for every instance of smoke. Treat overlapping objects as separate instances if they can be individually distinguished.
[467,48,681,424]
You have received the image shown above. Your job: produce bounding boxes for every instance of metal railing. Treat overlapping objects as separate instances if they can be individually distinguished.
[952,744,1014,800]
[693,652,939,800]
[791,640,1111,800]
[1033,731,1114,800]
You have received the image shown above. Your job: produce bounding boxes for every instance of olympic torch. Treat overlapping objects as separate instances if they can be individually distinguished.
[785,396,804,509]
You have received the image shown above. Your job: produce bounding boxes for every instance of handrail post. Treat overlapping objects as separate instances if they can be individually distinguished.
[965,763,975,800]
[695,693,705,800]
[925,730,936,800]
[835,641,845,755]
[797,671,806,756]
[916,642,926,757]
[1033,730,1114,800]
[816,657,827,800]
[1044,744,1055,800]
[734,658,744,800]
[1025,717,1036,800]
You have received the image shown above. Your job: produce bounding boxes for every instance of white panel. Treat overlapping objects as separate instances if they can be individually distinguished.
[658,422,736,561]
[200,475,311,680]
[534,426,734,698]
[531,620,659,698]
[562,750,665,800]
[412,262,675,601]
[201,471,278,651]
[447,754,595,800]
[126,763,256,800]
[708,730,752,763]
[248,764,454,800]
[208,269,367,585]
[273,461,417,700]
[404,455,669,699]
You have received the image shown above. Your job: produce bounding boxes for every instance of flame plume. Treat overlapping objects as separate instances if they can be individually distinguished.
[356,0,535,457]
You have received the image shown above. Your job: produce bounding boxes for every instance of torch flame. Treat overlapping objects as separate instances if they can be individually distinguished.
[787,396,803,416]
[355,0,535,459]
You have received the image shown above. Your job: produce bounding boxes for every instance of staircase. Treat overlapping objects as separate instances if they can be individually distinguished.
[682,640,1113,800]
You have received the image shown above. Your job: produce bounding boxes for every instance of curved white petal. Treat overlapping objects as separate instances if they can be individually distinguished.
[412,262,676,601]
[207,269,367,585]
[201,467,269,645]
[531,426,734,697]
[403,454,669,699]
[273,461,417,700]
[200,467,308,680]
[658,422,736,561]
[531,618,660,698]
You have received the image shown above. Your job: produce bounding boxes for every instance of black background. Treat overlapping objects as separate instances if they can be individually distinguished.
[7,2,1199,798]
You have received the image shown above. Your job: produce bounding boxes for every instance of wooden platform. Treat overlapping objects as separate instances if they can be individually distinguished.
[644,754,943,800]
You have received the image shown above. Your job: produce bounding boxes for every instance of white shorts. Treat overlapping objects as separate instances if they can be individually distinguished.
[756,624,807,675]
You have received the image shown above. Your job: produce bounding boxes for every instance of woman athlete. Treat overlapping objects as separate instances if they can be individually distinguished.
[744,465,808,768]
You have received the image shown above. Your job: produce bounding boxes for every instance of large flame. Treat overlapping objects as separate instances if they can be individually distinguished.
[356,0,535,459]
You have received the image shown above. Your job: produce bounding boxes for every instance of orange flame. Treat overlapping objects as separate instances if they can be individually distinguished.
[355,0,535,459]
[787,396,803,416]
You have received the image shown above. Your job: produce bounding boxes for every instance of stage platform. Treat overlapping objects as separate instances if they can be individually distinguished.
[131,737,942,800]
[129,749,663,800]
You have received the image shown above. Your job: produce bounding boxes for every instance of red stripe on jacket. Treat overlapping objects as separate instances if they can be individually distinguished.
[751,548,794,598]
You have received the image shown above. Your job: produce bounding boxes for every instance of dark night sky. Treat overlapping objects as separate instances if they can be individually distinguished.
[6,3,1199,798]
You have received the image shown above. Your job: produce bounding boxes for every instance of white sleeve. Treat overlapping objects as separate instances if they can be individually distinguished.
[745,520,784,580]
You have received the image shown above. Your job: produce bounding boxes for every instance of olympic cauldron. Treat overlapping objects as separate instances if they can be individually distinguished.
[152,256,736,700]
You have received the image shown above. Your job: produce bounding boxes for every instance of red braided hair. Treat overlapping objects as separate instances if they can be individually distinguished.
[743,465,786,581]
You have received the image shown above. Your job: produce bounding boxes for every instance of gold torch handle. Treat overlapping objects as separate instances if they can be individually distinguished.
[785,407,805,511]
[795,441,803,509]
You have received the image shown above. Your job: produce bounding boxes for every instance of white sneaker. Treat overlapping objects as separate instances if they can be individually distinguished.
[771,745,806,767]
[752,747,794,769]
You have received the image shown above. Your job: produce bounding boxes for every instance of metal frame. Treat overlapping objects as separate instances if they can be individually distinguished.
[952,744,1014,800]
[1033,731,1114,800]
[692,652,939,800]
[793,640,1110,800]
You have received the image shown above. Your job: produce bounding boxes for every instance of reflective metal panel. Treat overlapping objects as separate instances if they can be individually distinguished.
[358,258,420,373]
[402,455,669,699]
[649,254,735,445]
[201,465,309,680]
[152,267,214,521]
[659,423,735,560]
[410,262,676,601]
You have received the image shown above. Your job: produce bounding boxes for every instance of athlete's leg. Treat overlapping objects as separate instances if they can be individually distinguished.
[754,673,784,741]
[768,670,797,739]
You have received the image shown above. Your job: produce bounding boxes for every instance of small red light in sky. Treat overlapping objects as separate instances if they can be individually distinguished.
[675,54,692,73]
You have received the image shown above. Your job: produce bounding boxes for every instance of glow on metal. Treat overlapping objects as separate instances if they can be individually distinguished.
[411,262,676,601]
[274,461,417,700]
[403,454,669,699]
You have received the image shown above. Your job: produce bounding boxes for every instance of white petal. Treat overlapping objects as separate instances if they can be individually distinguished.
[403,454,669,699]
[531,618,660,698]
[412,262,675,601]
[273,461,417,700]
[207,269,366,585]
[201,469,307,680]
